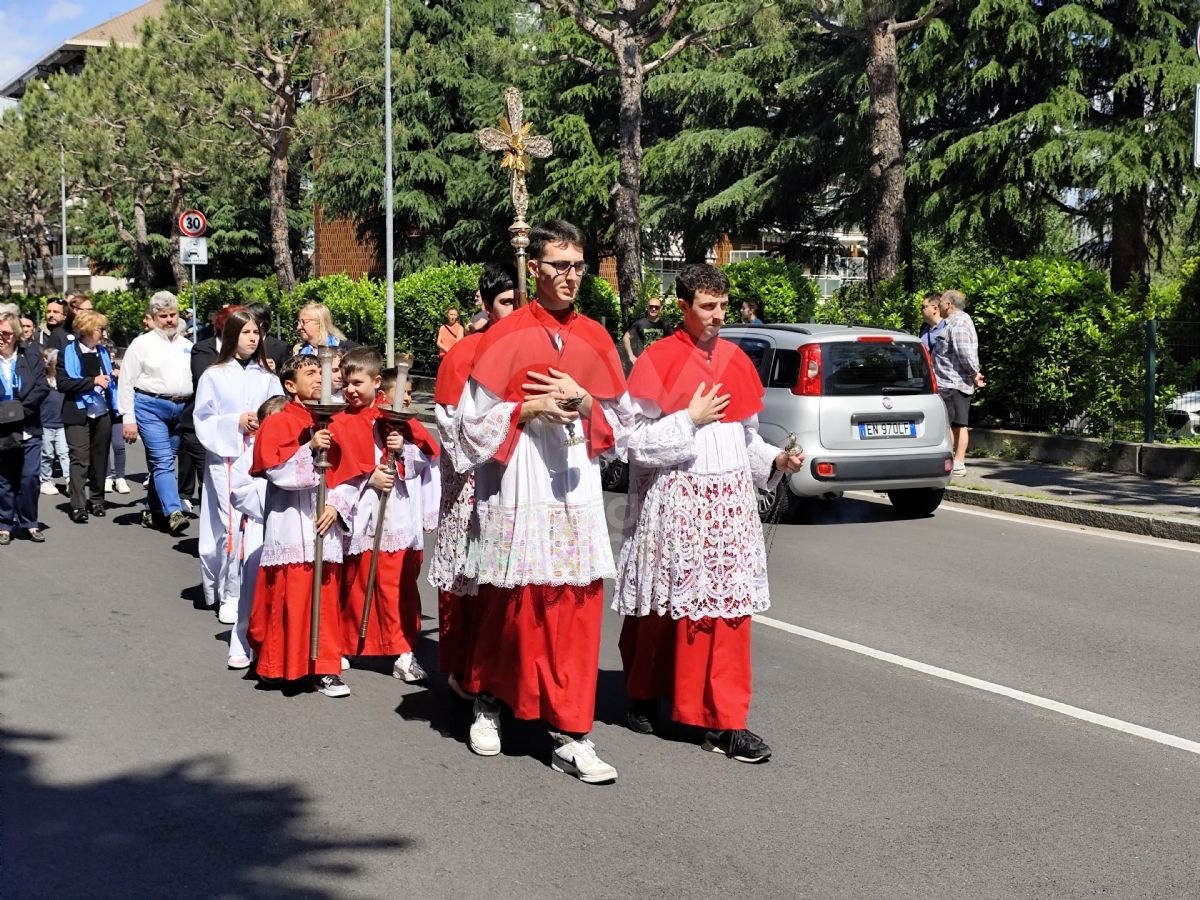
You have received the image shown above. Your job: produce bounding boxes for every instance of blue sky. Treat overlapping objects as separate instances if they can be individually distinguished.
[0,0,136,88]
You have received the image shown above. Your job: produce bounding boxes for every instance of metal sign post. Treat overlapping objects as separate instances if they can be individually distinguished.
[384,0,395,367]
[178,211,207,336]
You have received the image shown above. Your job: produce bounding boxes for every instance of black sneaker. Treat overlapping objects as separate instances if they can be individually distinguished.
[626,699,658,735]
[167,510,189,535]
[69,508,89,524]
[87,501,106,518]
[702,729,772,763]
[315,675,350,698]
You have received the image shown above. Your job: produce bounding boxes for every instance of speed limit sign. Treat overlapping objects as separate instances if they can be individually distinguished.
[179,209,207,237]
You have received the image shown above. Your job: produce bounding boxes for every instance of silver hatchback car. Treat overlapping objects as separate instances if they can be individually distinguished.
[721,323,954,519]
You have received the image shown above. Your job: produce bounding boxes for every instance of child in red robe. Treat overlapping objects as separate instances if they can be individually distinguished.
[328,349,439,681]
[248,354,351,697]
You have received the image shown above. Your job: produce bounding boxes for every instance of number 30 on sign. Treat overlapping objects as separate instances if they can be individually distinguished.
[179,210,207,237]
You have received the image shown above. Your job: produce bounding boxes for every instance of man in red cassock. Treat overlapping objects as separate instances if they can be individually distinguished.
[455,221,628,783]
[613,263,804,762]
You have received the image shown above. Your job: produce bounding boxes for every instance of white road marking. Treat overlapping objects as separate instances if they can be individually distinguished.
[844,491,1200,554]
[753,613,1200,756]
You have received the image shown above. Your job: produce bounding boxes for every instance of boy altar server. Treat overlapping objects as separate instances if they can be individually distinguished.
[456,221,630,783]
[328,348,440,682]
[428,262,516,699]
[248,354,352,697]
[613,263,804,763]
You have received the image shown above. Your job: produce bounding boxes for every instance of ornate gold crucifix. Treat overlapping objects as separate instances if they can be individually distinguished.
[477,87,553,307]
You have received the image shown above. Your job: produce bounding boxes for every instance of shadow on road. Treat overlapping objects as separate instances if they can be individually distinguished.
[787,495,911,527]
[1,728,410,900]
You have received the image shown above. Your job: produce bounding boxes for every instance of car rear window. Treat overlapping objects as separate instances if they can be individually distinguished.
[823,341,932,395]
[732,337,772,387]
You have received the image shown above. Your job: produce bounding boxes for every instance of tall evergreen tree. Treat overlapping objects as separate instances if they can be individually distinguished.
[906,0,1200,296]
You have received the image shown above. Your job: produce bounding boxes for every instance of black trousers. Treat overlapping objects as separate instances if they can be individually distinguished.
[175,427,207,502]
[65,415,113,511]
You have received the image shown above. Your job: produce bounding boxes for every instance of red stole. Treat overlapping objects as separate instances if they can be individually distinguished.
[251,400,356,486]
[468,302,627,462]
[327,404,382,488]
[627,328,764,422]
[434,331,485,405]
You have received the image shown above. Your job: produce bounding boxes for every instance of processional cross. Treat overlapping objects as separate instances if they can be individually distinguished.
[477,87,553,307]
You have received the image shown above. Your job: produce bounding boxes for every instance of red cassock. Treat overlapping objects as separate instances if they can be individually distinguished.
[249,561,344,680]
[328,404,434,657]
[620,329,766,730]
[248,401,351,680]
[464,582,605,734]
[460,302,626,731]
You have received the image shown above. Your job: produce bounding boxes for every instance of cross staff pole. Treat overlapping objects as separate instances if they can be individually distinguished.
[477,87,553,307]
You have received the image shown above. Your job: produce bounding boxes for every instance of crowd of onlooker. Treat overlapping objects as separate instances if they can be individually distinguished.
[0,290,359,547]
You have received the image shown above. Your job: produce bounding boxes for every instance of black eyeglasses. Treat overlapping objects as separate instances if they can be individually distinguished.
[539,260,588,276]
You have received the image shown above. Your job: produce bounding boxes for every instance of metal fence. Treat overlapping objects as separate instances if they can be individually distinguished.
[973,321,1200,444]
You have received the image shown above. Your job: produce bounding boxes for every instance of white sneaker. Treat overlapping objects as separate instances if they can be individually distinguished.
[392,652,428,683]
[227,655,252,669]
[341,656,350,671]
[39,481,59,496]
[114,478,131,494]
[551,738,617,784]
[181,498,194,512]
[217,601,238,625]
[469,697,502,756]
[104,477,114,492]
[952,463,967,477]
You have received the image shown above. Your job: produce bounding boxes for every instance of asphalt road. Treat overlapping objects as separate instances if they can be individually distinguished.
[4,448,1200,899]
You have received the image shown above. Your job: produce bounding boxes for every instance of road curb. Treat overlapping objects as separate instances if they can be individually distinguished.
[943,487,1200,545]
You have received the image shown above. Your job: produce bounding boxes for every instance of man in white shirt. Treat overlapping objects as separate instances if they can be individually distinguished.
[117,291,194,536]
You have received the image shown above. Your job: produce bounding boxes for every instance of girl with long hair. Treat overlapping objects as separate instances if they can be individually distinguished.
[193,308,284,624]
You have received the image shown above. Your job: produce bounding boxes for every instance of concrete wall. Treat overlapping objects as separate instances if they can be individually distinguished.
[971,428,1200,481]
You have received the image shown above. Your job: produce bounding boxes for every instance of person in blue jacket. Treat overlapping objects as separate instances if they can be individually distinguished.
[0,304,50,544]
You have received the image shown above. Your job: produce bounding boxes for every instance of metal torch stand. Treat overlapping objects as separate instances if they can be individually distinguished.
[304,401,347,661]
[359,402,415,640]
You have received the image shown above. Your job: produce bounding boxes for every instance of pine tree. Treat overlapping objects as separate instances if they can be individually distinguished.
[905,0,1200,296]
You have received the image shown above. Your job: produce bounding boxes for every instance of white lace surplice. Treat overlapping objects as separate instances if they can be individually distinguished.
[613,399,782,620]
[329,439,438,557]
[259,445,345,568]
[457,378,630,588]
[428,401,479,595]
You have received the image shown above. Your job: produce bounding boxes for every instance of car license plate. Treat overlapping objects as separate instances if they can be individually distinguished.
[858,421,915,438]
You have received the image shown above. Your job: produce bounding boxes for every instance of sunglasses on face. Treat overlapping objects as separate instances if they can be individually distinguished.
[539,260,588,276]
[647,306,661,311]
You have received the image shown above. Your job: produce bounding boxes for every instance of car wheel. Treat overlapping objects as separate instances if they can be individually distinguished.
[600,457,629,493]
[758,480,800,524]
[887,488,945,518]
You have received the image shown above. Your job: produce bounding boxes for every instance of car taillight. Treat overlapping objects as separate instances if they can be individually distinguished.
[943,457,953,472]
[856,335,893,342]
[921,342,938,393]
[792,344,822,396]
[816,462,836,477]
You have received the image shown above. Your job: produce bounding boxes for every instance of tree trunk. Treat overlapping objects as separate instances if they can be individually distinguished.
[0,248,10,297]
[612,32,644,328]
[1109,85,1148,299]
[169,164,188,292]
[30,200,58,295]
[864,21,905,298]
[268,118,296,293]
[19,234,38,295]
[101,186,157,293]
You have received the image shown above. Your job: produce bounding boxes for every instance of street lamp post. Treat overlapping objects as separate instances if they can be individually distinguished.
[384,0,395,367]
[60,145,67,295]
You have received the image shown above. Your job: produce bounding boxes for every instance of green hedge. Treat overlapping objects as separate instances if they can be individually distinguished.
[724,257,820,324]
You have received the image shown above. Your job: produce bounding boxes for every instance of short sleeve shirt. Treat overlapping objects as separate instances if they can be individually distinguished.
[628,317,675,357]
